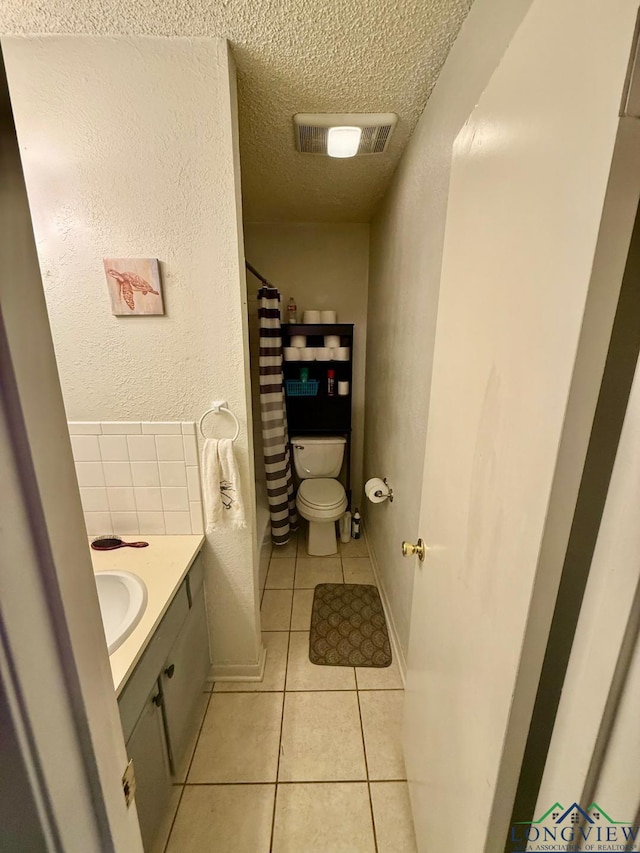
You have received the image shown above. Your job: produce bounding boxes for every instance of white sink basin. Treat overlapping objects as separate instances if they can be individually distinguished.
[95,571,148,655]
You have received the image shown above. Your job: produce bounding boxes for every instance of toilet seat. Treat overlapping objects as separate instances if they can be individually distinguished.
[297,478,346,512]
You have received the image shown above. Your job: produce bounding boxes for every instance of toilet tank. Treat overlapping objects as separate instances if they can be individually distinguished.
[291,436,346,479]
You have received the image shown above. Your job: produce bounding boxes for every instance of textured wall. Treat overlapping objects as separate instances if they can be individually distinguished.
[2,36,261,673]
[363,0,534,659]
[0,0,472,222]
[244,223,369,502]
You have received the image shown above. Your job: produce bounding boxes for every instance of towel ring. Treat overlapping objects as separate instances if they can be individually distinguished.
[198,401,241,442]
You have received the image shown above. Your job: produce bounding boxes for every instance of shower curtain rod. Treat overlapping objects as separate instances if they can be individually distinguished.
[246,261,271,288]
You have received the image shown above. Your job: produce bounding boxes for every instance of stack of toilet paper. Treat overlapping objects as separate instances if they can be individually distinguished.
[283,333,350,362]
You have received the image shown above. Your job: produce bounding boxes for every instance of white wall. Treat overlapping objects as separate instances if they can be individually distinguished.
[3,36,261,677]
[363,0,534,660]
[244,223,369,501]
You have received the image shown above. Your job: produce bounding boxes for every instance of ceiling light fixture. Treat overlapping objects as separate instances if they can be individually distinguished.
[327,126,362,158]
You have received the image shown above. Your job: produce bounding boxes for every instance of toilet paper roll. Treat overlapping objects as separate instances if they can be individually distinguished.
[283,347,300,361]
[332,347,350,361]
[315,347,332,361]
[320,310,337,323]
[338,381,349,396]
[324,335,340,349]
[365,477,390,504]
[300,347,316,361]
[302,310,321,323]
[290,335,307,348]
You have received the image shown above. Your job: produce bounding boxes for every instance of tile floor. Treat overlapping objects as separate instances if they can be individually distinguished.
[160,531,417,853]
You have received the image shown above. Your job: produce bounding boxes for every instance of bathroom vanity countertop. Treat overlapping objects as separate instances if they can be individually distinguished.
[91,535,205,695]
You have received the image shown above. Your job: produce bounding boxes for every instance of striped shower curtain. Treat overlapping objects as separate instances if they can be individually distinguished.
[258,285,298,545]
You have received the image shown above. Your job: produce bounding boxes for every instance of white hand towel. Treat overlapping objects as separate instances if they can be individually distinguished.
[202,438,246,533]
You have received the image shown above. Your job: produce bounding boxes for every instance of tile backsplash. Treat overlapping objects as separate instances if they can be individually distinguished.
[69,421,203,537]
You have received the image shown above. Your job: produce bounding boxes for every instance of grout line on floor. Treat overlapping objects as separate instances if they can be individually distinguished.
[163,690,213,852]
[269,581,295,852]
[356,672,379,853]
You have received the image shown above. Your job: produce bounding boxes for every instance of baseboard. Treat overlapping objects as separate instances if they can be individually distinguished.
[363,521,407,684]
[207,642,267,684]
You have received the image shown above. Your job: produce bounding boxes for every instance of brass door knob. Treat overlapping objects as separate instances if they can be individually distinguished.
[402,538,426,561]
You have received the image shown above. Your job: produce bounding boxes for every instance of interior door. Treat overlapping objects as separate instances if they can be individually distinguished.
[402,1,640,849]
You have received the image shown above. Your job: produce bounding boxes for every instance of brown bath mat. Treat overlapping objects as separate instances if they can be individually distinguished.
[309,583,392,668]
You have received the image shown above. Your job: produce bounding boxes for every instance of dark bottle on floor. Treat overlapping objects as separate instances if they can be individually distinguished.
[351,508,361,539]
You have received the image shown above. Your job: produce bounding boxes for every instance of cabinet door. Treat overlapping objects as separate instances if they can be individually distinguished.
[126,683,171,851]
[161,588,210,776]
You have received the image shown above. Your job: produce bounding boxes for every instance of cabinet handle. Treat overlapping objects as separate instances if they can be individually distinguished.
[152,692,162,707]
[164,664,175,679]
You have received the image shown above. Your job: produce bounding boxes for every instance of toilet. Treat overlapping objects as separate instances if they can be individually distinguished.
[292,436,348,556]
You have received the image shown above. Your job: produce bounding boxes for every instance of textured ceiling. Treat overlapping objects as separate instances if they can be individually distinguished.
[0,0,473,222]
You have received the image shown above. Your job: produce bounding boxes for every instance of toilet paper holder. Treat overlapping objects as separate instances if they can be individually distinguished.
[366,477,393,503]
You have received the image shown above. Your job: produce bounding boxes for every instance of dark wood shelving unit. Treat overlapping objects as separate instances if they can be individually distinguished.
[282,324,354,506]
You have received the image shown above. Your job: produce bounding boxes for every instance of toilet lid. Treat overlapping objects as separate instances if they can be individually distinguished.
[298,478,346,509]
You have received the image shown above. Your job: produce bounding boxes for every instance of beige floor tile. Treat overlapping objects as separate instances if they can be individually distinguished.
[214,632,288,692]
[370,782,418,852]
[150,784,181,853]
[261,589,293,630]
[339,537,369,558]
[278,691,366,781]
[286,632,356,690]
[172,692,211,782]
[271,535,298,559]
[166,784,274,853]
[356,655,404,690]
[272,783,375,853]
[342,556,376,585]
[359,690,406,780]
[291,588,314,630]
[295,556,343,588]
[266,558,296,588]
[188,692,283,782]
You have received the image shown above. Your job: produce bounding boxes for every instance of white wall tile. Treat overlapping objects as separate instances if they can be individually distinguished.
[190,502,204,534]
[131,461,160,487]
[69,422,101,435]
[138,512,166,535]
[103,462,133,487]
[71,435,101,461]
[101,421,142,434]
[156,435,184,461]
[80,488,109,512]
[186,466,201,500]
[99,435,129,462]
[127,435,157,461]
[84,512,113,536]
[107,487,136,512]
[111,512,139,535]
[159,461,187,487]
[70,421,204,537]
[183,434,198,466]
[161,487,189,512]
[164,512,191,534]
[141,422,182,434]
[75,461,105,488]
[134,487,163,512]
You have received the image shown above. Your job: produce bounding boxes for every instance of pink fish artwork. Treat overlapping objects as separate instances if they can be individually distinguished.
[103,258,164,315]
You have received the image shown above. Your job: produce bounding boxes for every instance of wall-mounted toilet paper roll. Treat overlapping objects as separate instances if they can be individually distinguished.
[365,477,391,504]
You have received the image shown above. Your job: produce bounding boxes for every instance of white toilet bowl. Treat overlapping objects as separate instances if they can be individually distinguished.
[296,478,347,556]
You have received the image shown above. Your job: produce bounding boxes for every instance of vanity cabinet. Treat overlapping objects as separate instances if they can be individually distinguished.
[117,555,209,850]
[125,683,171,848]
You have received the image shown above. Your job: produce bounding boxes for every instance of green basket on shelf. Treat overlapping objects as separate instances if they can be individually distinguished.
[285,380,319,397]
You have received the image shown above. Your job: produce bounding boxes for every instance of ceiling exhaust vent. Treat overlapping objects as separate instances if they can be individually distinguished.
[294,113,397,156]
